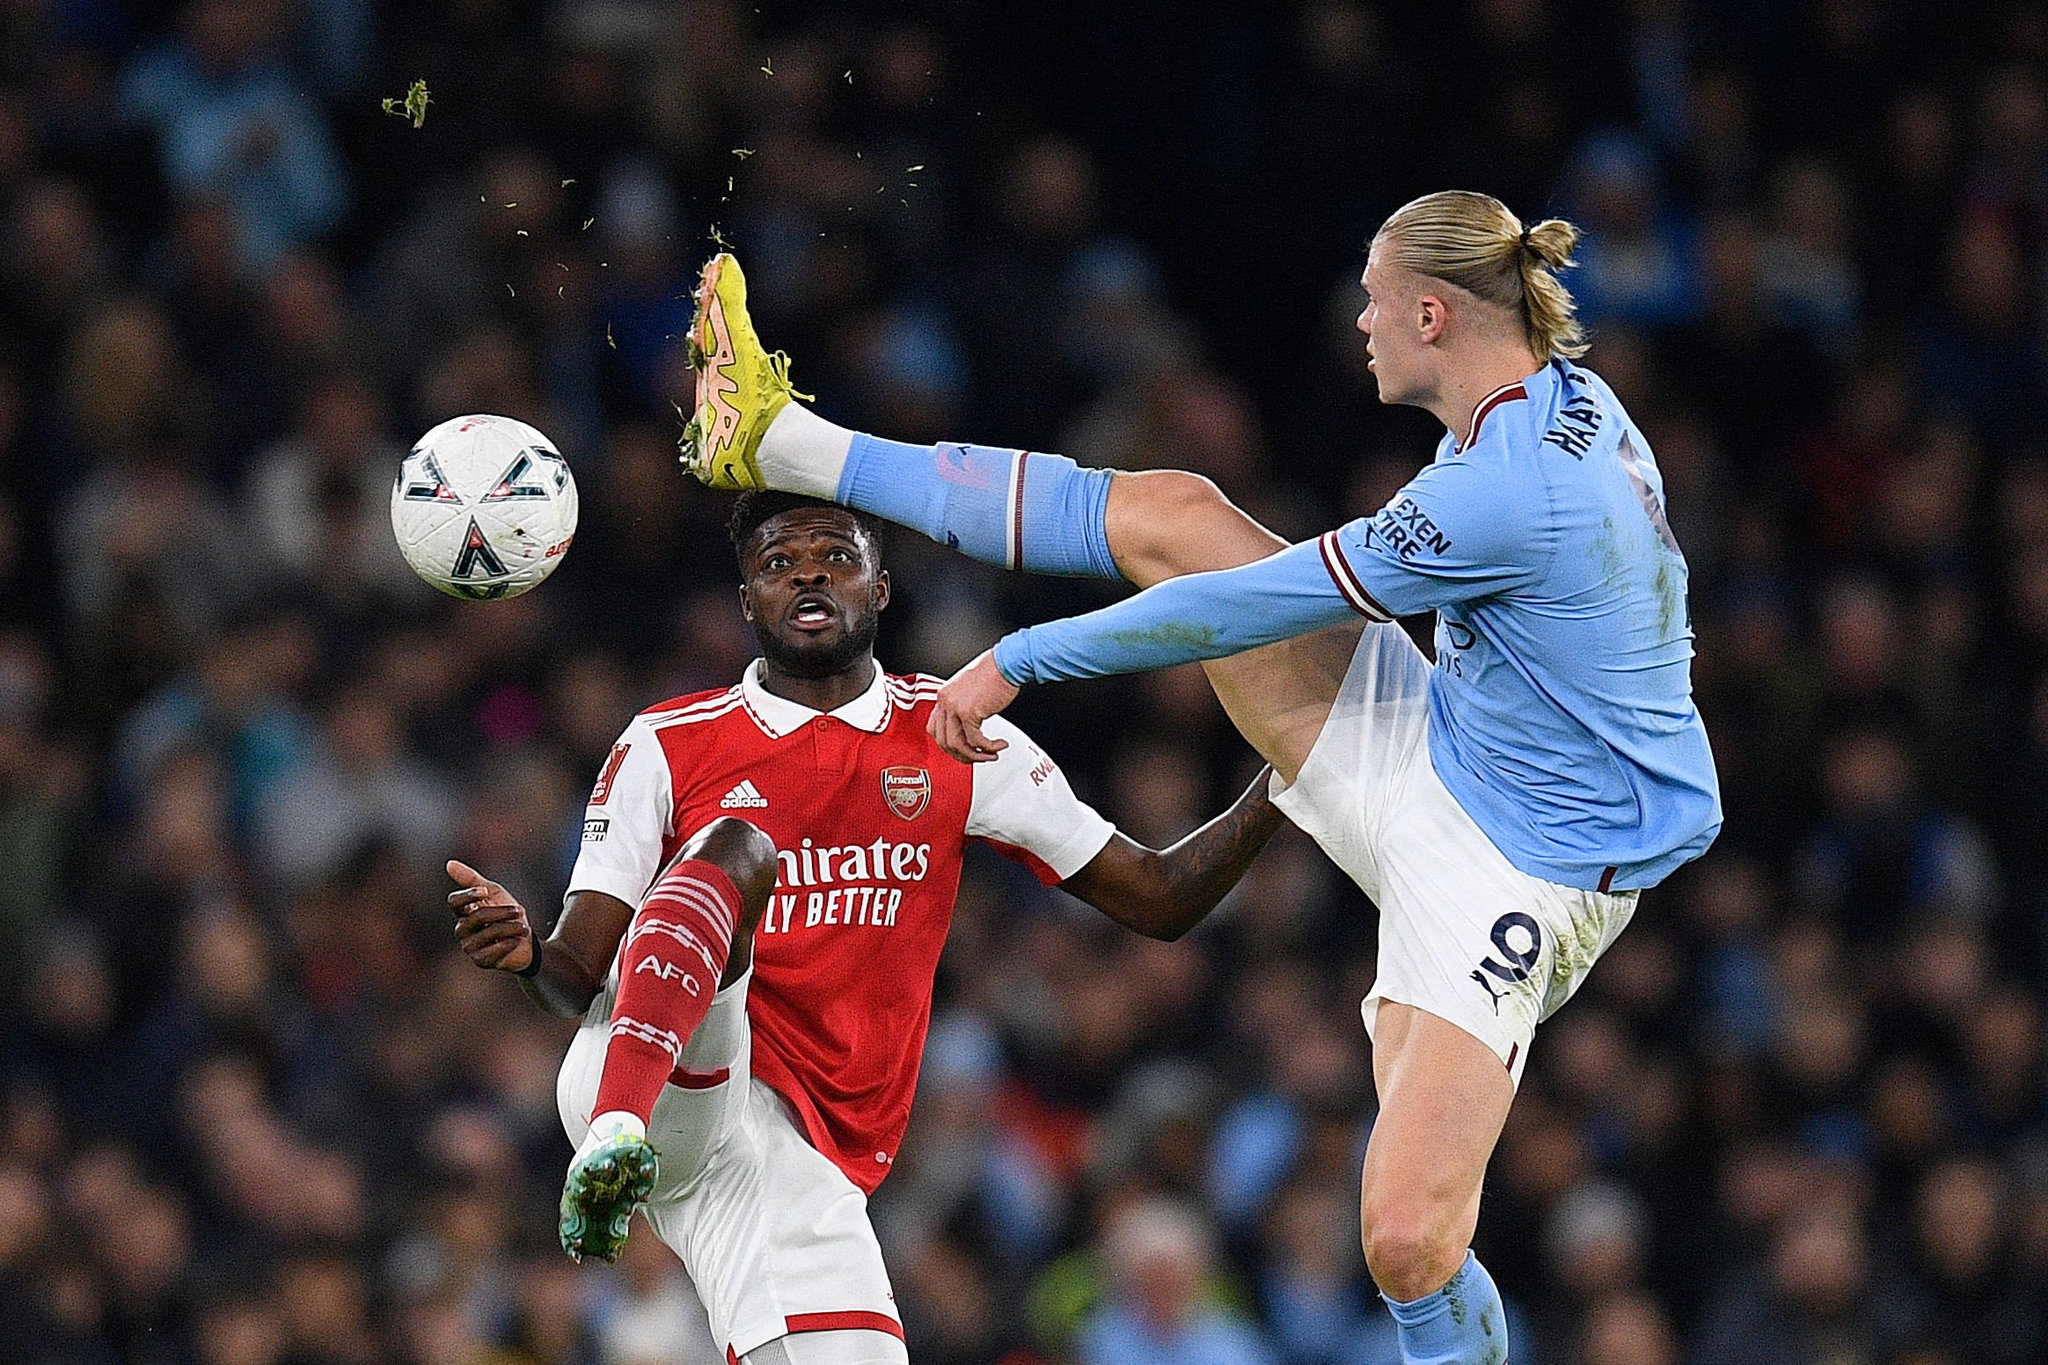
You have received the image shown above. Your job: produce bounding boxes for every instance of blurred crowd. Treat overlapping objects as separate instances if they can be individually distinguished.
[1,1,2046,1363]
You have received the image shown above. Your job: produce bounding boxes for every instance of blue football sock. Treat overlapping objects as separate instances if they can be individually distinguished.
[1382,1252,1508,1365]
[835,435,1118,579]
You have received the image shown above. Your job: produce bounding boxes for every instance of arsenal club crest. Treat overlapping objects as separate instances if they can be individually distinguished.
[881,766,930,821]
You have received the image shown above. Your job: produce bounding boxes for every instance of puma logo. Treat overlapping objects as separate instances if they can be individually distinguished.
[1470,969,1510,1015]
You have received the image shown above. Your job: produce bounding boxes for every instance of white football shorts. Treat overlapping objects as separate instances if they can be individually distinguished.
[1271,621,1638,1087]
[557,968,903,1359]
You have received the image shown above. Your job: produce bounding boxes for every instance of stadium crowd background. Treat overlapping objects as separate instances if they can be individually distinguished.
[2,1,2045,1362]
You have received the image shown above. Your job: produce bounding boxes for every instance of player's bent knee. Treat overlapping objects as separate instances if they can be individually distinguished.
[683,817,779,920]
[1361,1192,1469,1302]
[1114,469,1228,536]
[1107,469,1278,582]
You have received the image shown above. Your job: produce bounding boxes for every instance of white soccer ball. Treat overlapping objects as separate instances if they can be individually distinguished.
[391,414,579,600]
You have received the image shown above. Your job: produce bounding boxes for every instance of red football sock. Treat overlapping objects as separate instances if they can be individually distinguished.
[592,859,741,1127]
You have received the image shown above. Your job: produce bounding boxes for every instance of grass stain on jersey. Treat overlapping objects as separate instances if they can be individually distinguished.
[1653,557,1682,639]
[1108,622,1220,655]
[1593,514,1627,581]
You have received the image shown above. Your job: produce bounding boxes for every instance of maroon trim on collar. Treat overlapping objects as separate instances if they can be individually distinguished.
[1459,383,1528,452]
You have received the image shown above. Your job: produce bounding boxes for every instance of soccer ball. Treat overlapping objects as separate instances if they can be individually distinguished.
[391,414,579,600]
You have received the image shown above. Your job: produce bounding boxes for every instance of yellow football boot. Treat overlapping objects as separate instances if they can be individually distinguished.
[678,252,807,489]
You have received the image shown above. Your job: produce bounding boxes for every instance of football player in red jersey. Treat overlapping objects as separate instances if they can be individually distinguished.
[447,491,1284,1365]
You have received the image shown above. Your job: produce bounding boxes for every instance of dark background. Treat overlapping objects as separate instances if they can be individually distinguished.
[1,2,2045,1363]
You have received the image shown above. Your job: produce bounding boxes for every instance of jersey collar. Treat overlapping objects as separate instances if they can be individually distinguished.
[740,658,891,737]
[1456,380,1530,453]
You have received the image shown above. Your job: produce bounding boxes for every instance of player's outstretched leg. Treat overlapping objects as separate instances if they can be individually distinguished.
[560,817,775,1264]
[682,253,1297,587]
[682,251,1124,579]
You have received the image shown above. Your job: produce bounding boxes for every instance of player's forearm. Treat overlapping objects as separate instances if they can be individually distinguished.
[1143,767,1285,937]
[1078,768,1285,941]
[516,890,634,1017]
[516,932,607,1017]
[992,540,1358,685]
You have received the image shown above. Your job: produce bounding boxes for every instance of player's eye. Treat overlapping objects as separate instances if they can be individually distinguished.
[765,554,791,569]
[827,548,854,562]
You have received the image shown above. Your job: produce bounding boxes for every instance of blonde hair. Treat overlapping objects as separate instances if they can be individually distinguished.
[1373,190,1588,359]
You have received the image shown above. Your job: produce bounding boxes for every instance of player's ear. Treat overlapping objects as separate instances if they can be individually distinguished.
[873,569,890,612]
[1416,292,1448,344]
[738,583,754,622]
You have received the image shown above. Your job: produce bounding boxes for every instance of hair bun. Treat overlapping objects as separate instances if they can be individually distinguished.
[1520,218,1580,270]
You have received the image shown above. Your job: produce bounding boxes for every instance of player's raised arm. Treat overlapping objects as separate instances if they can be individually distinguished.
[1058,766,1285,941]
[958,710,1283,938]
[929,539,1368,763]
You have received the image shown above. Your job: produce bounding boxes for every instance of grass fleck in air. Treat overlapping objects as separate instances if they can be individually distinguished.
[381,79,430,128]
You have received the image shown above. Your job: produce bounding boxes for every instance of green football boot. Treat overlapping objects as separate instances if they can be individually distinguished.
[557,1128,659,1264]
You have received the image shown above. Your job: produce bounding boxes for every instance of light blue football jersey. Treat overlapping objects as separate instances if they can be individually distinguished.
[993,359,1722,891]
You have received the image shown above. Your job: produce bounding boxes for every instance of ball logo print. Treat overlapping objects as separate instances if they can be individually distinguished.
[483,449,566,502]
[391,414,578,600]
[880,766,930,821]
[399,449,461,503]
[450,518,510,598]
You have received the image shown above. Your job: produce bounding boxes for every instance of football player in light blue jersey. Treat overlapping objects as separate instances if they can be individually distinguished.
[682,190,1721,1365]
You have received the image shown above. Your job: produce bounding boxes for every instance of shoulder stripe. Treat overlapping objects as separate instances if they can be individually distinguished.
[648,696,745,729]
[1319,531,1393,621]
[643,687,743,724]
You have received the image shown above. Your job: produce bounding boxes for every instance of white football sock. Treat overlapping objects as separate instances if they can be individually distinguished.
[577,1110,647,1159]
[758,403,856,499]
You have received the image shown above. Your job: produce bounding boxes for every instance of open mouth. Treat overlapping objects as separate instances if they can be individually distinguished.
[789,594,837,631]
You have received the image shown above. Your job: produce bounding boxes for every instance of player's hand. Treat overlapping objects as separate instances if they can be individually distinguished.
[447,860,536,972]
[930,650,1018,763]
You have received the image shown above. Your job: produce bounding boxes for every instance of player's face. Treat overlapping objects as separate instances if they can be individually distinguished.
[1356,245,1435,407]
[739,509,889,678]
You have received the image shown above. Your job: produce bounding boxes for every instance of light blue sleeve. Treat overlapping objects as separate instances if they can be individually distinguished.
[992,537,1365,685]
[1333,451,1550,617]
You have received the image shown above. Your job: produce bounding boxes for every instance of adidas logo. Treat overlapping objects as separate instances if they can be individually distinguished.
[720,780,769,809]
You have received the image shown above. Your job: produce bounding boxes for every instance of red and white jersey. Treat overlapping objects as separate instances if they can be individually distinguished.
[567,659,1115,1193]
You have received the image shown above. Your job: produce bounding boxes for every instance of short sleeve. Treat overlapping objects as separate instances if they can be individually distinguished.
[1330,454,1549,616]
[565,715,674,907]
[965,715,1116,884]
